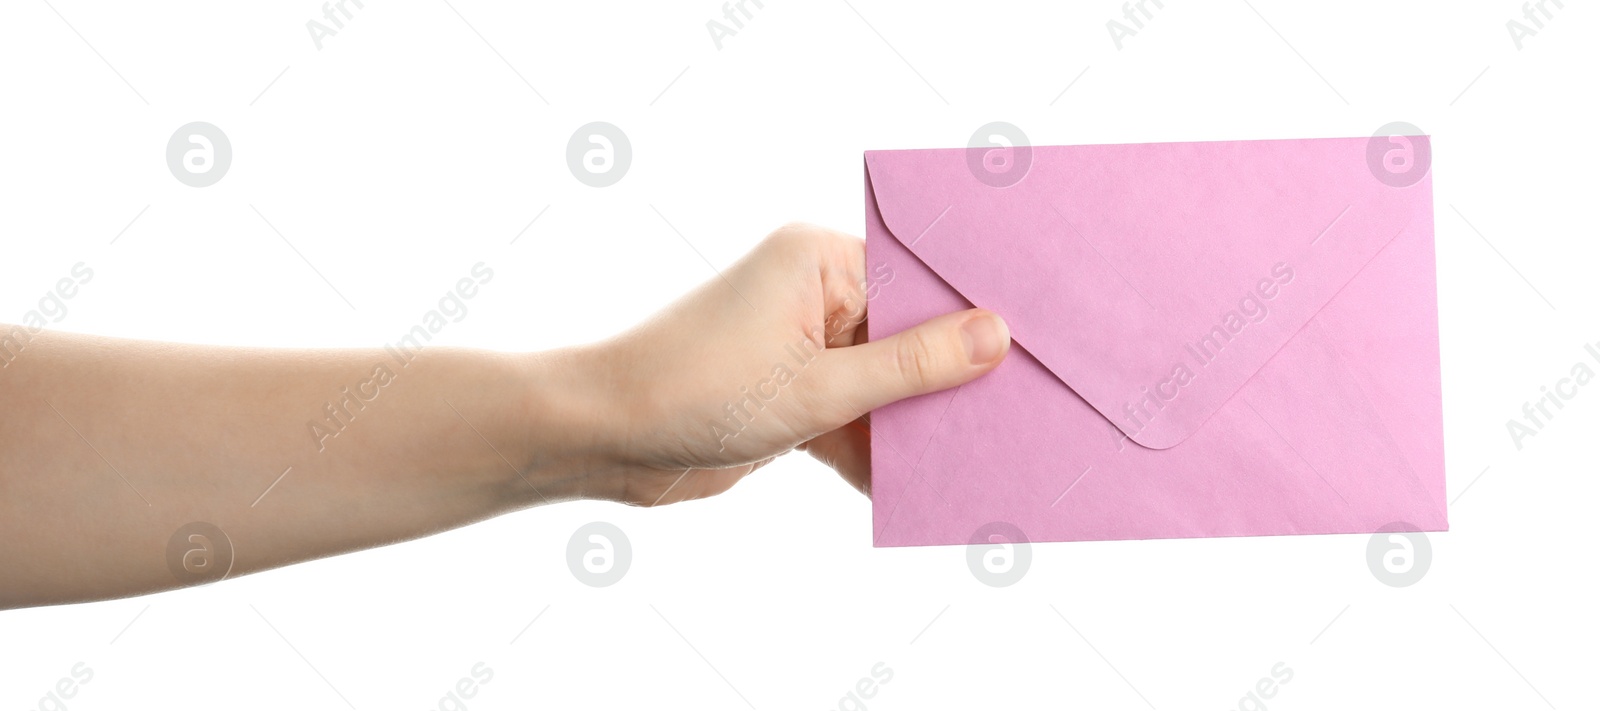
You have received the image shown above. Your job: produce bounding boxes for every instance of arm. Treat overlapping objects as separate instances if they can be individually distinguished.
[0,224,1009,609]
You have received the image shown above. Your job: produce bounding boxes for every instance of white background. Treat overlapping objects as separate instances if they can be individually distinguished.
[2,0,1596,708]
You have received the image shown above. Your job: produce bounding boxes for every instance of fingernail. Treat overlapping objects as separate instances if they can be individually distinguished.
[961,311,1008,365]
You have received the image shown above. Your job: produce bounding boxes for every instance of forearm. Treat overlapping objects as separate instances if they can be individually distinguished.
[0,329,612,608]
[0,225,1000,610]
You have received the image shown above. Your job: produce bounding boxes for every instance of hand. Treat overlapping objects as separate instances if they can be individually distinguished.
[0,223,1009,608]
[574,223,1011,505]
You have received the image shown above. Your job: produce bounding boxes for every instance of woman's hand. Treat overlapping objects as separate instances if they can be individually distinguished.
[569,223,1010,505]
[0,223,1008,608]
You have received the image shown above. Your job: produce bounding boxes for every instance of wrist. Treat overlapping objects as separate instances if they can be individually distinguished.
[509,344,632,504]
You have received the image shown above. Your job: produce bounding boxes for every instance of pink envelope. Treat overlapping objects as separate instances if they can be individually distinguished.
[866,136,1447,547]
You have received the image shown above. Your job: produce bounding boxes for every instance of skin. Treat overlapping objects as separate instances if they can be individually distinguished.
[0,224,1010,610]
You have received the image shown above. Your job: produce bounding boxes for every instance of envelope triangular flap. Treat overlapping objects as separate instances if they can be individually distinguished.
[864,137,1424,449]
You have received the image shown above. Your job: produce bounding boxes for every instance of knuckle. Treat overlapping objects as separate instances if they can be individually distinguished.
[765,223,818,251]
[892,331,943,391]
[772,221,817,236]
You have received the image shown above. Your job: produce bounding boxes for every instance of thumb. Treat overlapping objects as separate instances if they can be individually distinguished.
[808,308,1010,418]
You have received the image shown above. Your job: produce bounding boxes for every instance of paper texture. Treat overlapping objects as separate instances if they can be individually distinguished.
[866,136,1446,547]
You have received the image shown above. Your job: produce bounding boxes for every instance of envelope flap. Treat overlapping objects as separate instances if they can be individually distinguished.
[865,137,1430,448]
